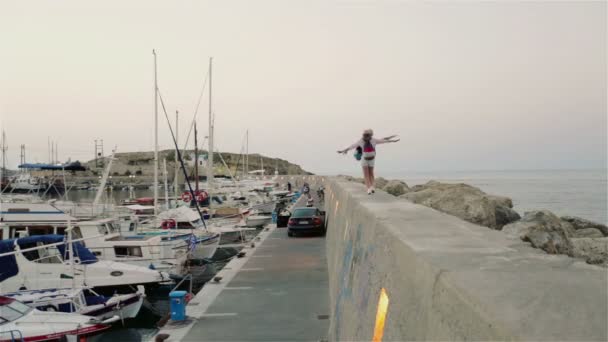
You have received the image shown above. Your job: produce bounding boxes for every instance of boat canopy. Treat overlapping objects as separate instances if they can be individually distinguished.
[18,161,86,171]
[157,206,200,223]
[0,235,98,281]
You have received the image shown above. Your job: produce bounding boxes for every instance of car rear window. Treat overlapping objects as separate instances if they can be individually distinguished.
[292,208,317,218]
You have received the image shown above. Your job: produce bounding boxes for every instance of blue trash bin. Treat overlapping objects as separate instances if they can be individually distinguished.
[271,212,278,223]
[169,290,188,321]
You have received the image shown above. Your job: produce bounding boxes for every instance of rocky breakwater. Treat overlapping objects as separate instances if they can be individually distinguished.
[403,181,520,229]
[503,211,608,266]
[339,176,608,267]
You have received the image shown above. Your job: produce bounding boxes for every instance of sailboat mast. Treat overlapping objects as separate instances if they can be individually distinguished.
[1,130,6,173]
[153,49,159,216]
[194,122,199,192]
[174,110,179,201]
[68,219,75,289]
[207,57,214,194]
[245,129,249,177]
[163,158,169,210]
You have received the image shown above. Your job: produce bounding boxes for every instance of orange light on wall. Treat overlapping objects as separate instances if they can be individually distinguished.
[372,288,390,342]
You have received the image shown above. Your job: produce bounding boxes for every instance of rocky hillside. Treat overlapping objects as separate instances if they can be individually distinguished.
[81,150,311,178]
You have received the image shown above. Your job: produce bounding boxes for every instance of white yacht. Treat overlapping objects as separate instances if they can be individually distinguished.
[0,203,216,275]
[8,173,43,192]
[0,235,170,294]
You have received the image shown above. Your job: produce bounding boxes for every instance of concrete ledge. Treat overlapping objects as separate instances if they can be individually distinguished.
[323,178,607,341]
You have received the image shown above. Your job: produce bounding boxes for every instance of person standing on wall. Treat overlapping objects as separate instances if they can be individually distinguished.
[338,129,400,194]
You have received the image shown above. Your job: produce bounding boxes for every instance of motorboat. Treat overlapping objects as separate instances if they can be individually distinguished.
[0,218,190,276]
[0,203,215,275]
[3,287,144,322]
[245,215,272,228]
[0,235,170,294]
[0,296,113,341]
[8,173,42,192]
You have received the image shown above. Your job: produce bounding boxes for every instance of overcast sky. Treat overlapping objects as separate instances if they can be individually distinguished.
[0,0,606,174]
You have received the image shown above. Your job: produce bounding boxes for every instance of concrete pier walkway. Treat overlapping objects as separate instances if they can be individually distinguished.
[155,195,330,342]
[183,227,329,341]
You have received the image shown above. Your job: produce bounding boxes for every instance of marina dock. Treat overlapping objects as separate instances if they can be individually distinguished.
[155,196,329,342]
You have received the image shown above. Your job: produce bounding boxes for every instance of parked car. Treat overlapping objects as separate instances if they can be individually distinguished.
[287,207,326,236]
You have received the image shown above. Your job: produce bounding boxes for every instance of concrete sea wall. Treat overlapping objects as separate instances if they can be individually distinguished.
[313,177,607,341]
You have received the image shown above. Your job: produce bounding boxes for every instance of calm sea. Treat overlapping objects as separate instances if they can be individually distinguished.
[380,169,607,225]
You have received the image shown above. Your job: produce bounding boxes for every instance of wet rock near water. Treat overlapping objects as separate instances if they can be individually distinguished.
[570,238,608,267]
[573,228,605,238]
[503,210,608,267]
[561,216,608,236]
[502,210,574,255]
[402,181,520,229]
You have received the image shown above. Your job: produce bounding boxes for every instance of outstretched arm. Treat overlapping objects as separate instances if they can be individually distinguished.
[375,135,400,144]
[337,140,360,154]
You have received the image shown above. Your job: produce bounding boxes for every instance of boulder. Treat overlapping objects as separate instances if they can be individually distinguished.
[561,216,608,236]
[502,210,574,255]
[374,177,389,189]
[382,180,410,197]
[402,181,520,229]
[571,238,608,267]
[573,228,604,238]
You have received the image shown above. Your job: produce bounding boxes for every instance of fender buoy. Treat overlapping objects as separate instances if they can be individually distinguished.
[196,191,208,202]
[181,192,193,202]
[161,219,176,229]
[185,292,194,303]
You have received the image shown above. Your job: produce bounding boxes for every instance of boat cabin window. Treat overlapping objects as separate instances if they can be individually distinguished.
[21,243,64,264]
[98,223,118,235]
[114,246,143,258]
[97,224,109,235]
[0,299,31,323]
[71,227,83,240]
[9,227,27,238]
[108,223,119,233]
[177,221,194,229]
[6,208,29,213]
[27,226,55,236]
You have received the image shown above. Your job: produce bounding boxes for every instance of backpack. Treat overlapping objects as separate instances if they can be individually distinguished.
[354,146,362,161]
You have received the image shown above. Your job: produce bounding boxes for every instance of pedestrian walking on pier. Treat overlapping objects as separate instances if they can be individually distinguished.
[338,129,400,194]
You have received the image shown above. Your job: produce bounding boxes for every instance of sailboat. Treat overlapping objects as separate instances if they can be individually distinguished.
[143,52,220,262]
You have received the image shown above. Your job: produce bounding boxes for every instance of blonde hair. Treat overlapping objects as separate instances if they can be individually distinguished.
[363,129,373,135]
